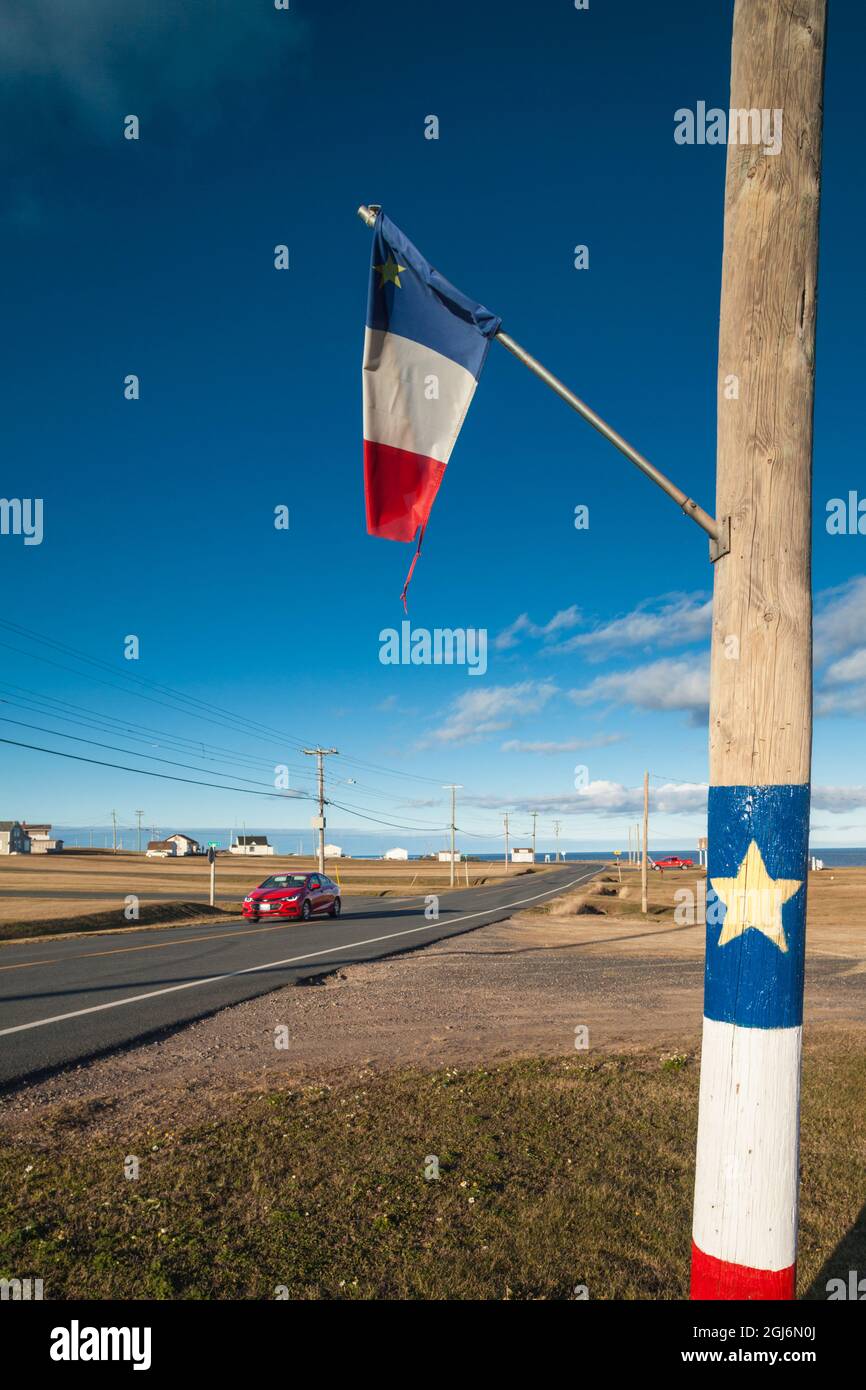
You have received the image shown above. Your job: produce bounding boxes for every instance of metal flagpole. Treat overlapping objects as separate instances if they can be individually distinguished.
[357,205,728,561]
[494,331,725,555]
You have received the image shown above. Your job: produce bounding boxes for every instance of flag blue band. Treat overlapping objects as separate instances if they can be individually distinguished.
[366,211,501,378]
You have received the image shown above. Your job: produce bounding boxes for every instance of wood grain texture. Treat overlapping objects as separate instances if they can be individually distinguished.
[710,0,826,788]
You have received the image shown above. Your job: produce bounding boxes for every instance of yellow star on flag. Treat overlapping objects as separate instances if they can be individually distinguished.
[711,839,801,954]
[375,255,407,289]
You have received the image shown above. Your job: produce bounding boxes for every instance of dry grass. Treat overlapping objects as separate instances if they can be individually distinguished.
[533,863,866,954]
[0,1036,861,1300]
[0,849,547,939]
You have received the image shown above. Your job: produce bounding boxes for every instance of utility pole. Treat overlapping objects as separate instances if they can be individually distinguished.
[503,812,509,874]
[442,785,462,887]
[641,772,649,914]
[135,810,144,854]
[530,810,538,863]
[303,747,339,874]
[110,809,118,854]
[691,0,825,1302]
[553,820,561,864]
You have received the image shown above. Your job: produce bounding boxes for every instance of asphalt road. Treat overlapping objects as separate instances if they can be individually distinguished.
[0,864,598,1087]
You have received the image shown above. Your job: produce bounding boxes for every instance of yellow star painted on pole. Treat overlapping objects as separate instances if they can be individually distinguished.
[711,839,801,954]
[375,255,407,289]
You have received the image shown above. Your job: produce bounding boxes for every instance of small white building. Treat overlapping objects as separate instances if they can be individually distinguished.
[323,843,343,858]
[165,833,201,856]
[146,839,175,858]
[438,849,462,863]
[383,847,409,861]
[23,823,63,853]
[230,836,274,856]
[0,821,30,855]
[511,847,534,864]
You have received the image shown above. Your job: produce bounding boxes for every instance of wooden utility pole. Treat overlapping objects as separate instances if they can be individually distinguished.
[691,0,826,1301]
[110,809,118,854]
[442,784,462,887]
[503,812,510,874]
[303,747,339,874]
[641,771,649,913]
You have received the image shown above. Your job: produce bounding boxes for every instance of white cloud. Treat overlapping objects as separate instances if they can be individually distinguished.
[417,681,559,748]
[814,576,866,665]
[500,733,625,754]
[461,782,866,819]
[549,595,712,659]
[568,657,710,720]
[464,780,709,817]
[494,606,581,652]
[810,786,866,813]
[823,649,866,685]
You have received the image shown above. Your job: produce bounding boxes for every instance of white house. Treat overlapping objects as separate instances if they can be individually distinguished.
[0,821,30,855]
[383,847,409,861]
[146,839,175,858]
[438,849,462,863]
[165,833,201,856]
[22,822,63,853]
[511,847,534,864]
[230,836,274,856]
[323,844,343,858]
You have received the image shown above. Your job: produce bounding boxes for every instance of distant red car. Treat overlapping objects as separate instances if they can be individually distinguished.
[654,856,694,870]
[242,872,341,922]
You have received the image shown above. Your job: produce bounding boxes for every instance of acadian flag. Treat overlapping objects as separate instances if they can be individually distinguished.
[362,210,501,604]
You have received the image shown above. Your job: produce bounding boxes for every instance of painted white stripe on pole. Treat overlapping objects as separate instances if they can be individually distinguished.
[0,871,596,1038]
[692,1016,801,1272]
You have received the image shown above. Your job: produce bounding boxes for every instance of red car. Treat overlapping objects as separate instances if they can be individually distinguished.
[654,856,694,870]
[242,872,341,922]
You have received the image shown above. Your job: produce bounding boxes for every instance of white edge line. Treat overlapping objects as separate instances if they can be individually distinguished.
[0,871,598,1038]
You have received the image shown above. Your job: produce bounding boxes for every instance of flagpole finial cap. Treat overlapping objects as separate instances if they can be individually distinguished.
[357,204,380,227]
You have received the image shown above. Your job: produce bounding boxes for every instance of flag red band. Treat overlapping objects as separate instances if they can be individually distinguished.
[690,1241,796,1300]
[363,440,445,543]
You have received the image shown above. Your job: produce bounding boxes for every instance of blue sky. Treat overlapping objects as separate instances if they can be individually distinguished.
[2,0,865,851]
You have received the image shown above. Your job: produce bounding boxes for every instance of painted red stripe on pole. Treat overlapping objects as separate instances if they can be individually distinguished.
[690,1242,795,1301]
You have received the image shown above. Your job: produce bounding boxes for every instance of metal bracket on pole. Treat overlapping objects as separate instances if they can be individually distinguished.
[357,204,727,563]
[709,515,731,563]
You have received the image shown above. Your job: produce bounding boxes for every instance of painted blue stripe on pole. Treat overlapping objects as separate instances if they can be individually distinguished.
[704,784,810,1030]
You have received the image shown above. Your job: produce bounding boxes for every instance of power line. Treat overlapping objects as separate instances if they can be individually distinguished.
[0,715,310,791]
[0,736,314,801]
